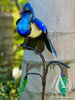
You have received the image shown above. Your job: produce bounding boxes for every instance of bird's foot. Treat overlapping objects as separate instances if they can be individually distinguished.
[20,43,26,47]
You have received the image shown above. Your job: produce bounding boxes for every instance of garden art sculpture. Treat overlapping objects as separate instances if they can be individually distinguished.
[16,2,70,100]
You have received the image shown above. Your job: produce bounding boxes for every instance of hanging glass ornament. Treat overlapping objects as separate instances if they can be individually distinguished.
[18,76,27,93]
[59,74,66,96]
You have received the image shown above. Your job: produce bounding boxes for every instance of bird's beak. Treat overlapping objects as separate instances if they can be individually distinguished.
[20,10,24,14]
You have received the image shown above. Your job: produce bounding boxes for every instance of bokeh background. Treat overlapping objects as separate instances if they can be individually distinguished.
[0,0,26,99]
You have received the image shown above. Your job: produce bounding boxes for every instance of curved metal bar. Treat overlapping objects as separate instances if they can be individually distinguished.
[47,60,70,68]
[26,72,43,80]
[57,61,63,72]
[21,45,46,71]
[59,62,70,69]
[46,60,70,74]
[20,44,47,100]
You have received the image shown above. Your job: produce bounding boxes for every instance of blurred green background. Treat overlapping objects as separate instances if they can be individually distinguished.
[0,0,27,99]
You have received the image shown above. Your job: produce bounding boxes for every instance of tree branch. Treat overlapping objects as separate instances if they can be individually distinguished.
[15,0,21,11]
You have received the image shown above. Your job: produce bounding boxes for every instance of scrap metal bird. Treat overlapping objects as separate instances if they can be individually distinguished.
[16,2,57,57]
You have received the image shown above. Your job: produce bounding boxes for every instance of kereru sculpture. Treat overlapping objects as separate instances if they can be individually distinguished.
[16,2,57,57]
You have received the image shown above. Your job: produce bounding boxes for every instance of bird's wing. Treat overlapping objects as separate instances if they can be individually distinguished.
[17,18,31,36]
[42,33,52,53]
[34,18,47,33]
[42,33,58,57]
[17,12,33,36]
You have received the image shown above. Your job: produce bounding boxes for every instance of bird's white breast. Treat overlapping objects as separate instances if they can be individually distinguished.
[28,23,42,38]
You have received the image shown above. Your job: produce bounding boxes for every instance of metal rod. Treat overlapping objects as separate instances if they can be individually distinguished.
[21,45,70,100]
[47,61,70,68]
[46,60,70,74]
[26,72,43,80]
[21,45,47,100]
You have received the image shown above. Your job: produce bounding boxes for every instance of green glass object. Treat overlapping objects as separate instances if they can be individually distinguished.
[18,76,27,93]
[59,74,66,96]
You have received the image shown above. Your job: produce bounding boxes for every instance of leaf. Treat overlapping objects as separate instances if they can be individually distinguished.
[18,76,27,93]
[59,74,66,96]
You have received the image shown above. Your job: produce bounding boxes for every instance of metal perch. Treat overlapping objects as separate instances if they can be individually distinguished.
[20,45,70,100]
[21,44,47,100]
[46,60,70,74]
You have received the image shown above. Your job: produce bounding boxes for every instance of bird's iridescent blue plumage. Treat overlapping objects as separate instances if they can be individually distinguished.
[22,2,35,19]
[17,3,58,57]
[17,12,32,36]
[34,18,47,33]
[49,40,58,57]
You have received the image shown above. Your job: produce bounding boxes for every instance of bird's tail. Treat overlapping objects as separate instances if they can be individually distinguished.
[49,38,58,57]
[43,31,58,57]
[43,33,52,53]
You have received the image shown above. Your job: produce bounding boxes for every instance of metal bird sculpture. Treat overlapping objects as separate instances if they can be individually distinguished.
[16,2,57,57]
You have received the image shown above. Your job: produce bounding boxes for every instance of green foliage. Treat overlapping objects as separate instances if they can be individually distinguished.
[0,0,13,12]
[0,0,11,6]
[13,3,24,68]
[18,0,28,8]
[13,6,19,28]
[0,79,20,99]
[0,1,26,99]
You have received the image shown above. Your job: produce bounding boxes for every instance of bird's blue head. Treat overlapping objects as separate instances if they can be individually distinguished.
[20,2,35,19]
